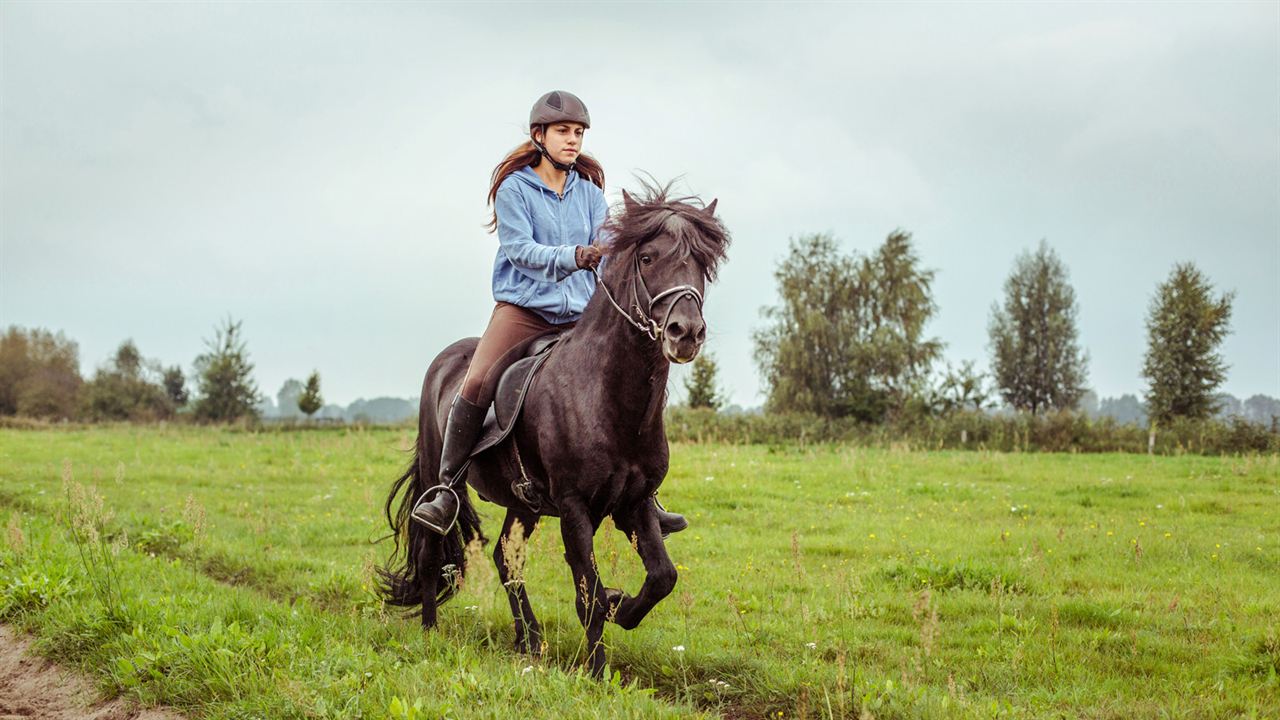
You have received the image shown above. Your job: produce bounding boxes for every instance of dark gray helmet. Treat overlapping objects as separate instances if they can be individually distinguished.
[529,90,591,129]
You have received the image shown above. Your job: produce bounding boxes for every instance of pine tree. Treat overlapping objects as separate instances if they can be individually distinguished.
[683,353,723,410]
[298,371,323,419]
[988,240,1088,414]
[1141,263,1233,423]
[192,318,260,423]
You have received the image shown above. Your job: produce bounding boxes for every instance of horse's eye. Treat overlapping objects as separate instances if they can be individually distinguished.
[640,255,653,265]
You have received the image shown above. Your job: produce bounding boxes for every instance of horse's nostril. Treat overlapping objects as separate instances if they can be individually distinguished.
[667,321,684,339]
[695,325,706,343]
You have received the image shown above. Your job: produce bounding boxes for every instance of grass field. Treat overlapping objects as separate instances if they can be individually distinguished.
[1,426,1277,719]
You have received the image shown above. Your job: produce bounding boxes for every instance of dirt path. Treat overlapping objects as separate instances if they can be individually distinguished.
[0,625,185,720]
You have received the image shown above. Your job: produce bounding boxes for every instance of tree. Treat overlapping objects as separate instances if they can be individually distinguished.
[683,353,723,410]
[988,240,1088,414]
[298,371,323,419]
[928,360,992,415]
[162,366,189,407]
[1243,394,1280,427]
[753,231,942,421]
[276,379,303,418]
[192,318,260,423]
[1213,393,1243,420]
[1099,394,1147,426]
[1140,263,1233,424]
[83,339,174,421]
[0,326,83,419]
[862,230,943,407]
[1079,389,1100,418]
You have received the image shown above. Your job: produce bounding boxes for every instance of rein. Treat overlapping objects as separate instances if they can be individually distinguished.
[590,252,703,434]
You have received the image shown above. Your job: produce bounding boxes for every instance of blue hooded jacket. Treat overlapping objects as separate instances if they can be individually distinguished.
[491,165,608,324]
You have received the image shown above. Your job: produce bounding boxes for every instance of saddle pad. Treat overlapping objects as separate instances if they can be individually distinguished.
[469,333,562,458]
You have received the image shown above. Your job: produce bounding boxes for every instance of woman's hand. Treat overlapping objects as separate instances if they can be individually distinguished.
[575,245,603,270]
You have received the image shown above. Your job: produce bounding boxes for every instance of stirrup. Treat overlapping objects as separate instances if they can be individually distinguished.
[410,484,461,535]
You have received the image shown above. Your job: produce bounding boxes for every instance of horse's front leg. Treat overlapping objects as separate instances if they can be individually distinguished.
[417,534,442,629]
[608,499,678,630]
[558,497,609,677]
[494,508,542,655]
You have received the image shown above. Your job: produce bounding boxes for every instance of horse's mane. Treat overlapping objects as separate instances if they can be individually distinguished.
[601,178,731,282]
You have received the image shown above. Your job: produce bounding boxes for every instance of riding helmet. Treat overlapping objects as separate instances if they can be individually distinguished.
[529,90,591,129]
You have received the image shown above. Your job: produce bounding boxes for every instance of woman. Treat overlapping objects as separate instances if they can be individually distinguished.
[411,90,688,537]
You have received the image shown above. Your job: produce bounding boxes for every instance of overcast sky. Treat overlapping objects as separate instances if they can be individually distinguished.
[3,2,1277,409]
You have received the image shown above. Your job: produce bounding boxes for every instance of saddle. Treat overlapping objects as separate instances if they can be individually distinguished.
[469,331,565,460]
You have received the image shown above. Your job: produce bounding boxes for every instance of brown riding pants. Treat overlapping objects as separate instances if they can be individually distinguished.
[460,302,575,405]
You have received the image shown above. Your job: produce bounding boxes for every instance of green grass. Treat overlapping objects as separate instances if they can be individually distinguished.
[1,426,1277,718]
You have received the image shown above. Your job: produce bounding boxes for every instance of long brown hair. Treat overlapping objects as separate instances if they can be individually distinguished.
[485,134,605,233]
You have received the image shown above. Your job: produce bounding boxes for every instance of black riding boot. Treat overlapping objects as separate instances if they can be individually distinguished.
[654,494,688,537]
[411,394,488,535]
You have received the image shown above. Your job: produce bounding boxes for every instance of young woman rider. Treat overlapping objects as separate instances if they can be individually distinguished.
[410,90,688,537]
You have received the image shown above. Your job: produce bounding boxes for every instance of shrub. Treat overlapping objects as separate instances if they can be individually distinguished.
[663,407,1279,455]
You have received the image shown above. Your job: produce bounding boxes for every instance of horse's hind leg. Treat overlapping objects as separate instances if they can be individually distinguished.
[494,508,542,654]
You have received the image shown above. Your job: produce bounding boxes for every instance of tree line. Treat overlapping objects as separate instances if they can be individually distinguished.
[2,230,1266,438]
[683,231,1260,432]
[0,318,322,424]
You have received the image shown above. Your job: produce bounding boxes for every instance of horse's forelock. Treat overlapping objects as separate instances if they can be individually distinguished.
[602,179,730,282]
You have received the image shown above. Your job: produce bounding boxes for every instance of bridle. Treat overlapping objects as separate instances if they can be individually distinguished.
[589,242,705,432]
[591,251,703,343]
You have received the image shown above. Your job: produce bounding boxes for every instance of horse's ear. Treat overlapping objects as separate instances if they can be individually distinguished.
[622,189,640,215]
[703,198,718,217]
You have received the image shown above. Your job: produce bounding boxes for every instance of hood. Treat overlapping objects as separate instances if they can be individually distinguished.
[511,165,579,197]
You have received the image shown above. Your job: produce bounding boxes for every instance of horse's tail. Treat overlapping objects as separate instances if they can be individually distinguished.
[378,439,485,611]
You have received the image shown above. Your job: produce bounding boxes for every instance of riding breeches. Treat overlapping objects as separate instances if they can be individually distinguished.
[460,302,575,406]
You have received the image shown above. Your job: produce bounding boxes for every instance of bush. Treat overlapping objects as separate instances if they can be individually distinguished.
[82,340,175,422]
[663,407,1279,455]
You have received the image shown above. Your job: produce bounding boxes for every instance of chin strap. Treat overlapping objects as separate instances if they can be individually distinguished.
[531,125,576,172]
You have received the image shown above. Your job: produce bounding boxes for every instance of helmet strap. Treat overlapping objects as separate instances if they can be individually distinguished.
[531,124,577,173]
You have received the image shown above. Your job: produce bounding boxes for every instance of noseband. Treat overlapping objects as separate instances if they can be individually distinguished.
[592,253,703,342]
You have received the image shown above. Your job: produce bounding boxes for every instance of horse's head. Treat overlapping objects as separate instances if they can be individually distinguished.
[600,182,730,364]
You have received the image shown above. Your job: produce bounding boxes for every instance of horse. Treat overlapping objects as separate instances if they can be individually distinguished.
[379,180,729,677]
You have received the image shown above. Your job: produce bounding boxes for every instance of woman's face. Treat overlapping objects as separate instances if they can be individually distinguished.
[536,122,585,165]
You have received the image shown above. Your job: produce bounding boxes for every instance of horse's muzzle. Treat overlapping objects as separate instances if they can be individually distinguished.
[662,315,706,364]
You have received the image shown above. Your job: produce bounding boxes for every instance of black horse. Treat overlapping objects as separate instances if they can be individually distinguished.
[380,181,730,676]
